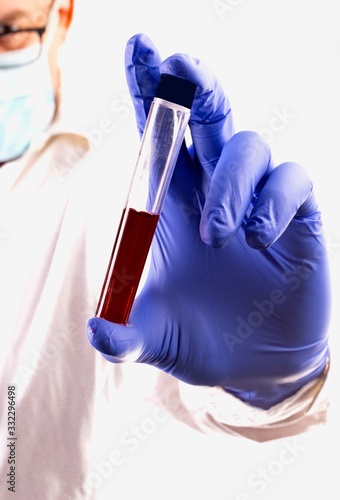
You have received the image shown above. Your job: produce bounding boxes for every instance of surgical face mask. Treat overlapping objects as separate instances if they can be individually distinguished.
[0,48,55,162]
[0,44,56,163]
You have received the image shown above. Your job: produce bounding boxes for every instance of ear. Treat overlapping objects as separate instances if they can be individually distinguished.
[56,0,74,32]
[47,0,75,93]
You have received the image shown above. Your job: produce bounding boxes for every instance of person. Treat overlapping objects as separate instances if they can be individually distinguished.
[0,0,334,498]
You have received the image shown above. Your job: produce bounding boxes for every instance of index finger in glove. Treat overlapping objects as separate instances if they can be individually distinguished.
[125,33,234,172]
[125,33,162,136]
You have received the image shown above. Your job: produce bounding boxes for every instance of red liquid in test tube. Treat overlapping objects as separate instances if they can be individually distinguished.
[97,208,159,325]
[95,74,197,324]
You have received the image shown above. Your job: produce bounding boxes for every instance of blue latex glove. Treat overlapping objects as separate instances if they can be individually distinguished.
[87,34,331,409]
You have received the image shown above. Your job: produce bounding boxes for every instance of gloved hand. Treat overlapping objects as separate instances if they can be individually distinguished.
[87,33,331,409]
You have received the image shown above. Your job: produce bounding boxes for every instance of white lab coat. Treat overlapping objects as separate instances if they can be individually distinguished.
[0,98,336,500]
[0,105,156,498]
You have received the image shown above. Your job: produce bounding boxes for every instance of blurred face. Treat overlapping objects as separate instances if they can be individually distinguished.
[0,0,74,164]
[0,0,74,93]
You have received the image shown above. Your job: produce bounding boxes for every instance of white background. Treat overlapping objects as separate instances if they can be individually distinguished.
[60,1,339,498]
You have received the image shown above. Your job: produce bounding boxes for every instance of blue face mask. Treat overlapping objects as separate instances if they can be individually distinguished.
[0,45,56,163]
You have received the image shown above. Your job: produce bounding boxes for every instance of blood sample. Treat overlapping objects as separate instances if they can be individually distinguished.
[97,208,159,325]
[95,73,197,324]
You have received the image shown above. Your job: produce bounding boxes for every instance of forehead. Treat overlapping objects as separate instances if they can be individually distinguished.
[0,0,51,24]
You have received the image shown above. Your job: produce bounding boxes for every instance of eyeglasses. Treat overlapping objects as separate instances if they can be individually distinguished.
[0,1,56,69]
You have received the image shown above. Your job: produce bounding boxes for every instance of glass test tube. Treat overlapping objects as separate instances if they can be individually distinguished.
[95,74,197,324]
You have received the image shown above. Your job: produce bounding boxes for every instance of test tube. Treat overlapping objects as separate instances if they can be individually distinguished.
[95,73,197,324]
